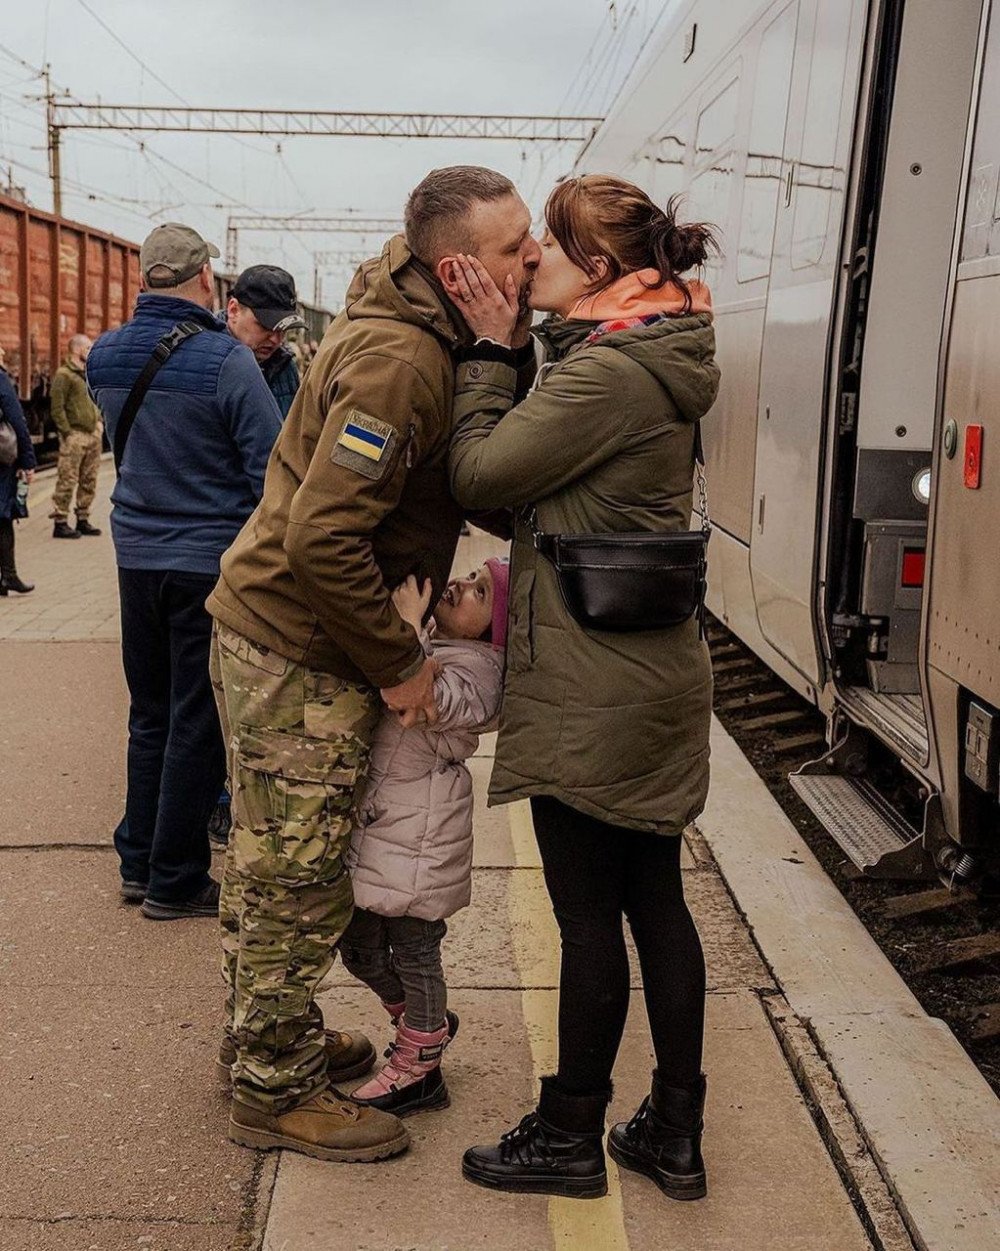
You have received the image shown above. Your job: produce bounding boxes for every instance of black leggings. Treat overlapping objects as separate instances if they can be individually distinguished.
[530,795,706,1095]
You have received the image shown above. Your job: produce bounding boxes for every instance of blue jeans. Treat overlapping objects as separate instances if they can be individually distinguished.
[113,567,225,901]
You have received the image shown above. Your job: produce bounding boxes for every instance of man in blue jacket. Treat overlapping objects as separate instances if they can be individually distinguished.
[88,223,282,920]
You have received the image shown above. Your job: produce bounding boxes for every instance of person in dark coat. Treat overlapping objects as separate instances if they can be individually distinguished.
[86,223,281,920]
[0,343,38,595]
[222,265,306,419]
[447,176,720,1203]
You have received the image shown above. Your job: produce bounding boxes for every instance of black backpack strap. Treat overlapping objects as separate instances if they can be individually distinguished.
[113,320,205,475]
[693,419,704,467]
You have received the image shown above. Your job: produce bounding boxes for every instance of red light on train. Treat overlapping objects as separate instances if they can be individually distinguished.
[964,425,983,489]
[901,548,925,587]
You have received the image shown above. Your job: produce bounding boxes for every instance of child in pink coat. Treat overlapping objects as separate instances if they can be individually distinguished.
[341,556,510,1116]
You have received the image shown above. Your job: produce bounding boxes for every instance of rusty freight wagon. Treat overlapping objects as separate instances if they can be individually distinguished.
[0,191,140,459]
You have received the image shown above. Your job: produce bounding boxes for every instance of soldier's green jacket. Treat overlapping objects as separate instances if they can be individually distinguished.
[209,236,470,690]
[449,313,719,835]
[50,358,100,436]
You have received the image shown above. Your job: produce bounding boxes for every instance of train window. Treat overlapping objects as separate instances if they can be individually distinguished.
[791,0,853,269]
[960,14,1000,264]
[695,74,739,166]
[738,2,798,282]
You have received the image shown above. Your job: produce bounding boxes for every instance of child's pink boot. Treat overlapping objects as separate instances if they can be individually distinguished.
[352,1017,452,1116]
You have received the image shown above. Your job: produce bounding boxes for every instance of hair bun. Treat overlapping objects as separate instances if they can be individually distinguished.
[663,218,714,274]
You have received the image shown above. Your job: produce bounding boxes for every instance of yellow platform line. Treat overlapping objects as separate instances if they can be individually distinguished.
[507,800,630,1251]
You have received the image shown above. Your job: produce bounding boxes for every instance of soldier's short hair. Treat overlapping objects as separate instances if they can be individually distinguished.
[405,166,517,266]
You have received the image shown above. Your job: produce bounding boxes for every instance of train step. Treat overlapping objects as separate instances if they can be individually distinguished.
[788,772,933,879]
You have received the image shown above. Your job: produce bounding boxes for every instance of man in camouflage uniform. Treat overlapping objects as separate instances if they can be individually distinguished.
[49,334,103,539]
[207,165,540,1162]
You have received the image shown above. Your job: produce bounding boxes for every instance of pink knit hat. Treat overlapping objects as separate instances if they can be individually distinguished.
[484,557,510,649]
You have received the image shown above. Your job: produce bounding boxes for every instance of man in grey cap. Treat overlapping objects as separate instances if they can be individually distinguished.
[223,265,307,420]
[86,223,282,920]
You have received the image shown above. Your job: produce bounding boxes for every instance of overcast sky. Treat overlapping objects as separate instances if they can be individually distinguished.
[0,0,668,306]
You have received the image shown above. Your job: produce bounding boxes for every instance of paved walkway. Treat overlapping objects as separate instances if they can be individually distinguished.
[0,476,873,1250]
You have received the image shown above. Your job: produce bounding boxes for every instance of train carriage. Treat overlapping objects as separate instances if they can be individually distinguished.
[576,0,1000,878]
[0,193,331,461]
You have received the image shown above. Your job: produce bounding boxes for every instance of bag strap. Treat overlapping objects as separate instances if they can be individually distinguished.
[113,320,205,475]
[693,420,711,537]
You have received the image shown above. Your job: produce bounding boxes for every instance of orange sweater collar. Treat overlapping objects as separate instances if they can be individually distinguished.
[568,270,712,322]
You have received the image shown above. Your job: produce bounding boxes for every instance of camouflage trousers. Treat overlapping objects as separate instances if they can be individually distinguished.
[209,623,379,1113]
[50,428,102,522]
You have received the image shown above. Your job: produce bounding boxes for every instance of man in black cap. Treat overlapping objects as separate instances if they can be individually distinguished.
[224,265,307,420]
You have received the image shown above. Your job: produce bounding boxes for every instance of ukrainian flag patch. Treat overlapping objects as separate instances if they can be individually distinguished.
[331,409,397,481]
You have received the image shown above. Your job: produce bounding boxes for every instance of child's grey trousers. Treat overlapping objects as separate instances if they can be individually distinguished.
[340,907,448,1032]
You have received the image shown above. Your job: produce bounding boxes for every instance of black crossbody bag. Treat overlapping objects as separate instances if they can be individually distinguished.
[531,422,710,637]
[112,320,205,475]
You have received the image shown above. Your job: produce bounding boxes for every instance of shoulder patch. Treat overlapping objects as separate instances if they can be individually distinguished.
[331,409,397,480]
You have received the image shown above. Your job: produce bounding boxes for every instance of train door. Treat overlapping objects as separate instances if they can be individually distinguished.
[821,0,984,767]
[923,0,1000,854]
[750,0,868,684]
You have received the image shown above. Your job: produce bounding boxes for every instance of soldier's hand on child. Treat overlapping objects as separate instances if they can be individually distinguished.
[392,574,433,634]
[382,656,441,727]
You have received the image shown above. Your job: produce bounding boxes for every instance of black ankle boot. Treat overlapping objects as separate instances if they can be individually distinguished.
[462,1075,609,1199]
[75,517,102,536]
[608,1071,707,1200]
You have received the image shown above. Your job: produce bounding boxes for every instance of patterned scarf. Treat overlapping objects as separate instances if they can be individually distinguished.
[584,311,672,344]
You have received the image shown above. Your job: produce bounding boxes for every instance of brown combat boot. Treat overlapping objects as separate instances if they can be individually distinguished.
[216,1027,376,1085]
[229,1088,410,1162]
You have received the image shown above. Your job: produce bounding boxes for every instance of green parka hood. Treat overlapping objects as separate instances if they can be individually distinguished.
[344,234,469,350]
[537,311,719,425]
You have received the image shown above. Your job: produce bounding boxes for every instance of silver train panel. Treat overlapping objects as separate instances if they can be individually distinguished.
[855,0,983,454]
[930,272,1000,709]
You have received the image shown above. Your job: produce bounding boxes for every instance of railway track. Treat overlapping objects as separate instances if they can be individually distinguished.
[706,615,1000,1096]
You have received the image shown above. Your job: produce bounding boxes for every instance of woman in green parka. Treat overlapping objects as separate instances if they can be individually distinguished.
[447,175,720,1202]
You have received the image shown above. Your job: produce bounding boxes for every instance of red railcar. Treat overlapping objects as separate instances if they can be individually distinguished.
[0,191,141,448]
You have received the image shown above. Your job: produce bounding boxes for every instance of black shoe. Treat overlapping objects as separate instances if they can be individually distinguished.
[120,879,147,904]
[75,518,102,536]
[207,800,232,849]
[141,878,221,920]
[52,521,81,539]
[1,573,34,593]
[0,582,6,596]
[462,1076,609,1199]
[353,1062,451,1118]
[607,1071,707,1201]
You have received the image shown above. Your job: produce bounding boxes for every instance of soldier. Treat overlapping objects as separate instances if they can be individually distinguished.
[207,165,540,1163]
[49,334,103,539]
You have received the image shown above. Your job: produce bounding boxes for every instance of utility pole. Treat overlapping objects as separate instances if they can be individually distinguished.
[44,65,62,217]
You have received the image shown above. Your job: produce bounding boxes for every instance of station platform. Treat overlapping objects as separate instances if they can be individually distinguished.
[2,471,997,1251]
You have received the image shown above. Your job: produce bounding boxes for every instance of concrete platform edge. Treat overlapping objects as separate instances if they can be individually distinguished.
[760,992,916,1251]
[696,717,1000,1251]
[248,1153,280,1251]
